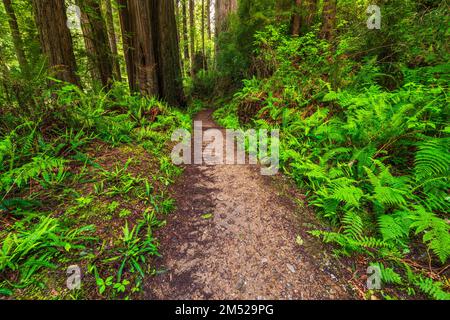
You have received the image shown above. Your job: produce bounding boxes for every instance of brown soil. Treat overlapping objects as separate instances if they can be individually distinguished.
[143,109,356,300]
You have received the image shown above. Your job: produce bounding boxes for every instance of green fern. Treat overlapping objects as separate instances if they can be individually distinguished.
[378,213,411,245]
[370,262,403,285]
[409,206,450,264]
[0,156,66,191]
[364,161,410,209]
[415,138,449,181]
[412,276,450,300]
[342,211,364,240]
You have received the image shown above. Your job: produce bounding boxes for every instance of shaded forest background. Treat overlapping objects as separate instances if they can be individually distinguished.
[0,0,448,300]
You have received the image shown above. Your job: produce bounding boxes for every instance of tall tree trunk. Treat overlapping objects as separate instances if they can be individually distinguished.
[189,0,195,77]
[215,0,237,36]
[206,0,211,40]
[275,0,293,22]
[129,0,159,96]
[174,0,184,76]
[214,0,237,56]
[79,8,100,82]
[291,0,302,36]
[32,0,80,86]
[117,0,135,91]
[78,0,114,88]
[0,48,12,106]
[118,0,159,96]
[152,0,186,107]
[201,0,206,70]
[2,0,28,71]
[104,0,122,80]
[321,0,337,40]
[182,0,190,73]
[304,0,317,29]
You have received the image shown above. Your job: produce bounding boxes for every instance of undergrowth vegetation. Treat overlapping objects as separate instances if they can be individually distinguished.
[214,3,449,300]
[0,81,200,299]
[0,0,448,302]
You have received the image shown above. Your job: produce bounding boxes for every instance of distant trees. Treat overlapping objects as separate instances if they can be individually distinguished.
[214,0,237,57]
[4,0,339,108]
[304,0,317,30]
[189,0,195,77]
[2,0,28,71]
[118,0,159,96]
[181,0,190,73]
[291,0,318,36]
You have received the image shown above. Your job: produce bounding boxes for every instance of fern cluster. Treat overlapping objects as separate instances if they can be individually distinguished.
[214,25,449,299]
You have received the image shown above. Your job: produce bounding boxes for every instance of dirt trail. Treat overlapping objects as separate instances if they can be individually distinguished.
[144,110,355,300]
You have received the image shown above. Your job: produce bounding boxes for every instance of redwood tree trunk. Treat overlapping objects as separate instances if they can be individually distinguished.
[214,0,237,55]
[152,0,186,106]
[118,0,159,96]
[304,0,317,29]
[215,0,237,35]
[291,0,302,36]
[182,0,190,72]
[78,0,114,88]
[2,0,28,70]
[291,0,317,36]
[104,0,122,80]
[117,0,135,91]
[79,8,100,82]
[321,0,337,40]
[32,0,80,86]
[189,0,195,77]
[206,0,211,40]
[201,0,206,70]
[129,0,159,96]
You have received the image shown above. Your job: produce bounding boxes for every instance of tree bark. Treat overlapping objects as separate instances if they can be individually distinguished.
[214,0,237,56]
[2,0,28,71]
[118,0,159,96]
[304,0,317,29]
[79,7,99,82]
[129,0,159,96]
[201,0,206,70]
[104,0,122,80]
[321,0,337,40]
[206,0,211,40]
[275,0,292,22]
[78,0,114,88]
[152,0,186,106]
[291,0,302,36]
[182,0,190,72]
[117,0,135,91]
[32,0,80,86]
[189,0,195,77]
[215,0,237,36]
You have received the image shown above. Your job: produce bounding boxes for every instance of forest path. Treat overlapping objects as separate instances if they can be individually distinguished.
[143,109,355,300]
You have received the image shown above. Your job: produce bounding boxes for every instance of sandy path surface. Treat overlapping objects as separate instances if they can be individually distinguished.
[143,109,355,300]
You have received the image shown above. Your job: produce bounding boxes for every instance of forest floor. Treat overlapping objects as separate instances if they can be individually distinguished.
[143,109,357,300]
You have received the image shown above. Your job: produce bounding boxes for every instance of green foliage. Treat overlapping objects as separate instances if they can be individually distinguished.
[409,207,450,264]
[0,215,95,287]
[411,275,450,301]
[370,262,403,285]
[0,82,190,298]
[214,12,449,299]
